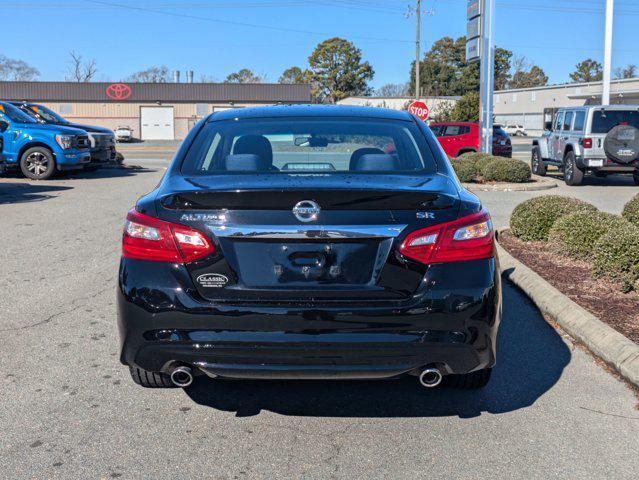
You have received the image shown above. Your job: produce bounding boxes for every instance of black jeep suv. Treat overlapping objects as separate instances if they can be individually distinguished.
[117,105,501,390]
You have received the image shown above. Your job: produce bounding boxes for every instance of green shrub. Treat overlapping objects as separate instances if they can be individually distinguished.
[622,193,639,227]
[482,158,531,183]
[592,222,639,292]
[548,211,628,259]
[510,196,597,241]
[455,152,529,183]
[451,158,479,183]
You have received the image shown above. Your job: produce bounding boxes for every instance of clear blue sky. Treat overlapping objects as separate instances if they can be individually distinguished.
[2,0,639,88]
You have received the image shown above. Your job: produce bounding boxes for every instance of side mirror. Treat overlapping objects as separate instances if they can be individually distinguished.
[544,121,553,131]
[0,120,9,132]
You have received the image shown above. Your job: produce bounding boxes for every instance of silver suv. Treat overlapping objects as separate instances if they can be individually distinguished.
[532,105,639,185]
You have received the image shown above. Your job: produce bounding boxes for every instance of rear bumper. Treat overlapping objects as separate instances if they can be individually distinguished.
[117,257,502,380]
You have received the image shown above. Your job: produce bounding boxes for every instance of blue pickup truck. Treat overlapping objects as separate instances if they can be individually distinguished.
[0,101,91,180]
[11,102,117,171]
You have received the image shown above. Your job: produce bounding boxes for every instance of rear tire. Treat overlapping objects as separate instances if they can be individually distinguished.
[563,151,584,186]
[445,368,492,389]
[20,146,56,180]
[531,146,546,176]
[129,366,175,388]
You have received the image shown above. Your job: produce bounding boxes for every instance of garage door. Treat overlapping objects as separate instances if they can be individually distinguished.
[140,107,174,140]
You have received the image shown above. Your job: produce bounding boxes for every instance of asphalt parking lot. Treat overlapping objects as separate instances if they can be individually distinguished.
[1,156,638,479]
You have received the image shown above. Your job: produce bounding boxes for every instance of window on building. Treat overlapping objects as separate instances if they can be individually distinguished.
[573,111,586,131]
[531,91,536,102]
[196,103,209,117]
[512,93,518,102]
[59,103,73,115]
[495,94,500,103]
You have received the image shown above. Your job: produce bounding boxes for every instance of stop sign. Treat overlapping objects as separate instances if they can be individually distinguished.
[408,101,429,120]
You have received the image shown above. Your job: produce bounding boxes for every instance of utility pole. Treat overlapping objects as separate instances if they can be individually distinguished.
[415,0,421,100]
[602,0,614,105]
[406,1,434,100]
[479,0,496,154]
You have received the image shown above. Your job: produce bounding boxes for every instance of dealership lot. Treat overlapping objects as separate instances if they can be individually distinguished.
[1,158,638,479]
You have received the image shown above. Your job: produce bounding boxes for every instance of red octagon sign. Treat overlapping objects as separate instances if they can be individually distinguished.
[105,83,132,101]
[408,101,429,120]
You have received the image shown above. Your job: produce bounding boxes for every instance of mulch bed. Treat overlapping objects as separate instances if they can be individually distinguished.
[499,230,639,344]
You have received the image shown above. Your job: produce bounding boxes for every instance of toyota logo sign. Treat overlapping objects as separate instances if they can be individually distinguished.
[105,83,132,101]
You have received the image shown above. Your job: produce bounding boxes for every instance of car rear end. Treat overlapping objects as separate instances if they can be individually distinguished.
[580,107,639,174]
[492,125,512,158]
[117,107,501,389]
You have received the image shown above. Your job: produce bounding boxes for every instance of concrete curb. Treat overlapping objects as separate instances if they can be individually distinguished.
[496,238,639,387]
[464,175,557,192]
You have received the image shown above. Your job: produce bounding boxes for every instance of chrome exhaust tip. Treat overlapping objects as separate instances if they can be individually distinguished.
[170,366,193,388]
[418,367,443,388]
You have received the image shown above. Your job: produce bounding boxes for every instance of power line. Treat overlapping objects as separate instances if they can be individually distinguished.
[79,0,413,43]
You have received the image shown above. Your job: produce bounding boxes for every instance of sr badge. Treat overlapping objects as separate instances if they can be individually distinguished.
[197,273,229,288]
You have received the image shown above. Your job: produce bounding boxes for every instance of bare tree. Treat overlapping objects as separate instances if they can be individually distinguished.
[0,55,40,80]
[614,64,637,79]
[224,69,266,84]
[66,51,97,82]
[375,83,410,97]
[125,66,170,83]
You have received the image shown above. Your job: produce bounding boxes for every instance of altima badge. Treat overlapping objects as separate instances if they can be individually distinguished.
[293,200,321,222]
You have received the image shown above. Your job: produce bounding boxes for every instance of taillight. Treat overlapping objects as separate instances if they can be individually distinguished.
[122,209,214,263]
[399,210,494,264]
[582,138,593,148]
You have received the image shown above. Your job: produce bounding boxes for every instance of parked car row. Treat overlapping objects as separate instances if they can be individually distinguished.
[0,100,120,180]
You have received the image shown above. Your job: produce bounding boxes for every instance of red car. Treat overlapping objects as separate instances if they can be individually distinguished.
[429,122,512,158]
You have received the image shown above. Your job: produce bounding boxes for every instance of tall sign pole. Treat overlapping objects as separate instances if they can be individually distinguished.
[479,0,495,154]
[466,0,495,154]
[602,0,614,105]
[415,0,421,100]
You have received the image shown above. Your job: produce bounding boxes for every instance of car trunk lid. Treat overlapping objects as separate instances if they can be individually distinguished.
[155,173,460,303]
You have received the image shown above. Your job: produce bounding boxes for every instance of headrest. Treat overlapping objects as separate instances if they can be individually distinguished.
[233,135,273,164]
[223,154,270,171]
[349,147,384,170]
[351,154,400,171]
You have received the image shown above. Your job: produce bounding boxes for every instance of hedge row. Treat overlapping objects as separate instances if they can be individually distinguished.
[451,152,531,184]
[622,193,639,227]
[509,195,639,292]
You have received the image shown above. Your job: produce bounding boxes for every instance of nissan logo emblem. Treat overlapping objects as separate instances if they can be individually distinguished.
[292,200,320,222]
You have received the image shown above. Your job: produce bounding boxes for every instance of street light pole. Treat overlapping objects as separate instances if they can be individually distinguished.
[602,0,614,105]
[479,0,496,154]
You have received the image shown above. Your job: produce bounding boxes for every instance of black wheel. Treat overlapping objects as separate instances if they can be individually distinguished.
[563,151,584,186]
[531,146,546,176]
[129,366,175,388]
[20,146,56,180]
[445,368,492,389]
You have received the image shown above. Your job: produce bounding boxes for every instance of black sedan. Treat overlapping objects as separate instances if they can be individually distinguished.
[117,105,501,390]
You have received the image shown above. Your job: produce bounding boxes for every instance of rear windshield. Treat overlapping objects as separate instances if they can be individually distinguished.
[181,117,437,175]
[591,110,639,133]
